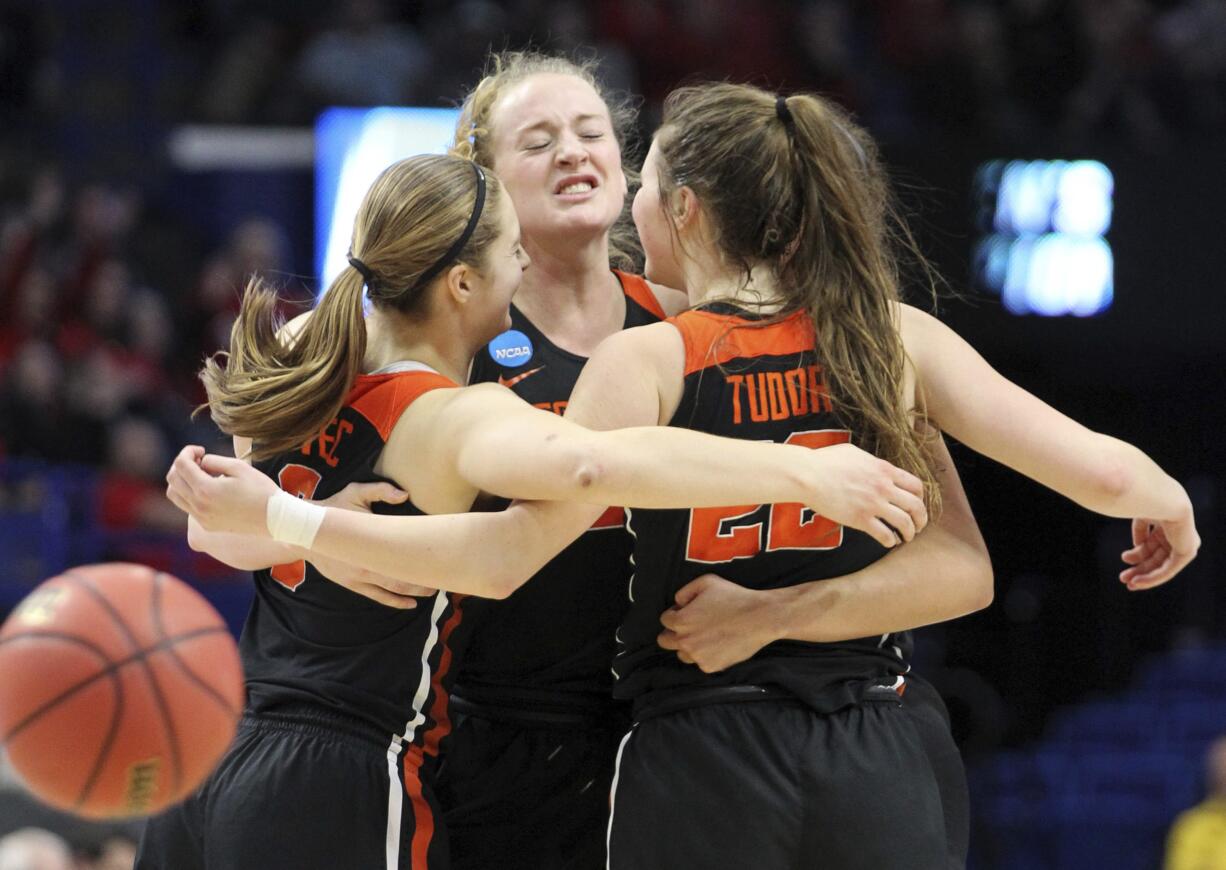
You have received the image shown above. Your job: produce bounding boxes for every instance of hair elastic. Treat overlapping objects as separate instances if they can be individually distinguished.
[412,162,487,291]
[347,255,375,287]
[776,95,794,130]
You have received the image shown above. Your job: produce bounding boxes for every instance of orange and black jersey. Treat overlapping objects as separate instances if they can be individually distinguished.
[460,271,666,712]
[244,364,468,747]
[612,303,912,713]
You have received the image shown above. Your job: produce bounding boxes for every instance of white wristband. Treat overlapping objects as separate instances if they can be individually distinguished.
[266,490,326,548]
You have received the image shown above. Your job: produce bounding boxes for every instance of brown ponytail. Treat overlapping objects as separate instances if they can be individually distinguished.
[200,154,504,461]
[654,83,942,512]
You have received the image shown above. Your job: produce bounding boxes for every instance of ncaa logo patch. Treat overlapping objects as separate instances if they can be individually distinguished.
[487,329,534,368]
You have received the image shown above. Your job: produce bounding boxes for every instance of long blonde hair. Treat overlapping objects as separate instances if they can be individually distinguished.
[202,155,504,460]
[450,50,642,272]
[654,83,942,512]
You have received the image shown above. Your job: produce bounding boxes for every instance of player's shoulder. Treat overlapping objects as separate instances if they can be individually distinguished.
[598,320,684,358]
[615,269,688,318]
[403,380,519,427]
[645,280,688,317]
[896,300,937,330]
[896,301,957,365]
[585,322,686,386]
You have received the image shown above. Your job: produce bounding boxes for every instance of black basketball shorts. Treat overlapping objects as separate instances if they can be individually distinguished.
[437,706,628,870]
[135,707,448,869]
[607,695,955,870]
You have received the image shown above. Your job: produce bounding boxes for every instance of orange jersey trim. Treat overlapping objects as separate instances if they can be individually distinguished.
[347,371,458,442]
[616,270,667,320]
[669,309,816,376]
[403,745,434,868]
[420,598,465,759]
[402,597,465,868]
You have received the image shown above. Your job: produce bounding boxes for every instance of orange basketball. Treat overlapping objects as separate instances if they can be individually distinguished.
[0,563,244,819]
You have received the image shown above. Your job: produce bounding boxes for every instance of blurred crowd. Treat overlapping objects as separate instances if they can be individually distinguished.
[2,0,1225,174]
[0,165,300,536]
[1,0,1224,510]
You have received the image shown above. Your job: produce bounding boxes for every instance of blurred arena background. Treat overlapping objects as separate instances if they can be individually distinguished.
[0,1,1222,867]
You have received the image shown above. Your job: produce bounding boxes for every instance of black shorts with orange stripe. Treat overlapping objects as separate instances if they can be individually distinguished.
[135,705,449,870]
[606,693,955,870]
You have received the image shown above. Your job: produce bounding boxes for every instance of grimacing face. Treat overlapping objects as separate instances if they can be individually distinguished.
[487,73,627,251]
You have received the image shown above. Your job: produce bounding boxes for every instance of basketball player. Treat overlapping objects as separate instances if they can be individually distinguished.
[584,83,1198,868]
[170,54,997,869]
[437,53,677,870]
[141,153,933,870]
[441,52,993,870]
[182,83,1199,868]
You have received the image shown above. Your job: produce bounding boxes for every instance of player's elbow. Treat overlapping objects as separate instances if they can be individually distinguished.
[185,521,208,553]
[949,540,994,616]
[1082,445,1135,512]
[572,455,604,494]
[463,558,529,600]
[966,556,995,614]
[548,437,606,499]
[482,570,524,600]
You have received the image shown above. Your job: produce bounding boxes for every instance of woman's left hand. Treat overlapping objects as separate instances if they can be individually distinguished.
[657,574,783,673]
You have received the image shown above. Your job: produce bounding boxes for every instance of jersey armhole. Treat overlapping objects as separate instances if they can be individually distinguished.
[349,372,459,441]
[665,311,726,377]
[615,270,668,320]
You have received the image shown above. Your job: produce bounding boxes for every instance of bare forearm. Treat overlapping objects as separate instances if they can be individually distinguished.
[1086,436,1191,521]
[758,433,990,643]
[770,523,993,643]
[465,424,813,508]
[187,516,303,570]
[309,501,596,598]
[586,427,816,507]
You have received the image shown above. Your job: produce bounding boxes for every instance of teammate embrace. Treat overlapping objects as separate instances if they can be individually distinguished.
[145,53,1198,870]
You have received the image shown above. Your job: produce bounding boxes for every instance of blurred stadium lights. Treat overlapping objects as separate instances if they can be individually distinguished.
[973,159,1115,317]
[314,107,461,292]
[167,126,315,171]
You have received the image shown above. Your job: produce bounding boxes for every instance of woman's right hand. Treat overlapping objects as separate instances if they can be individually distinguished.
[804,443,928,548]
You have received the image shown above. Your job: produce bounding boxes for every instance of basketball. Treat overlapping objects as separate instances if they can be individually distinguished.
[0,563,244,819]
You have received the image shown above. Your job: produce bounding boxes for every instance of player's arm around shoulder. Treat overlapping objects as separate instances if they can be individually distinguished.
[410,324,685,505]
[388,381,613,505]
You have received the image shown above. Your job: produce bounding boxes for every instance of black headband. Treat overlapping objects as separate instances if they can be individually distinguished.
[412,162,487,291]
[776,95,794,130]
